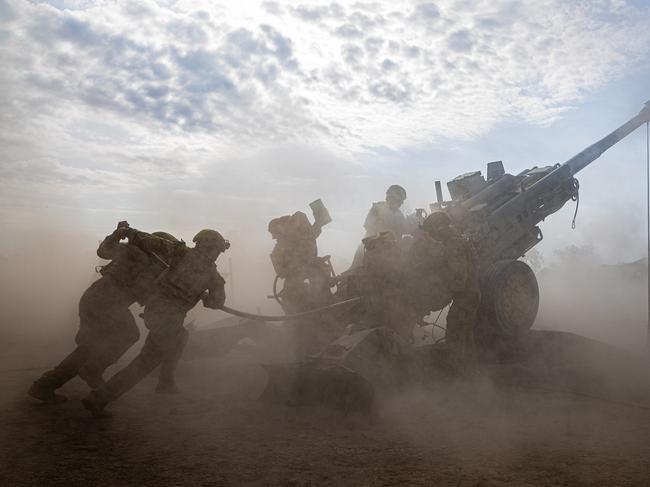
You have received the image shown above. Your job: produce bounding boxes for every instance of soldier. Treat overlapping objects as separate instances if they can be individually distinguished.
[27,224,178,403]
[364,184,408,238]
[348,185,408,271]
[268,210,338,354]
[82,228,229,416]
[268,211,332,314]
[403,226,452,321]
[420,212,480,368]
[358,232,416,340]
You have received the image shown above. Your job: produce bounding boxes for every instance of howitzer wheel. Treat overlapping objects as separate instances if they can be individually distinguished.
[482,260,539,336]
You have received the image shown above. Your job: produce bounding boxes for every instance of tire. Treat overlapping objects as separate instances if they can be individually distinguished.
[482,259,539,336]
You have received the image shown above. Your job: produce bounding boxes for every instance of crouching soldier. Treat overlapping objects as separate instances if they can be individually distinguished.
[420,212,480,369]
[268,211,332,314]
[358,232,417,340]
[82,228,229,416]
[28,223,178,403]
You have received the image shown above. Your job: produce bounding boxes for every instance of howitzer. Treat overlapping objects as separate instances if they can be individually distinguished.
[433,101,650,340]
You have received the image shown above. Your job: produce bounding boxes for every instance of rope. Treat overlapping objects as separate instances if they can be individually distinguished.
[429,305,449,334]
[220,296,361,322]
[571,178,580,229]
[272,275,283,305]
[418,305,449,340]
[0,299,363,375]
[433,305,449,327]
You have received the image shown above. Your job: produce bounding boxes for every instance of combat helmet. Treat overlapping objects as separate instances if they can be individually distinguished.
[193,229,230,252]
[386,184,407,202]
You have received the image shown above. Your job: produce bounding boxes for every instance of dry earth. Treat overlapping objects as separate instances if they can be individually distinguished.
[2,343,650,487]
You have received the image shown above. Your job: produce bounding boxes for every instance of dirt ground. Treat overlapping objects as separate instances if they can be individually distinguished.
[2,345,650,487]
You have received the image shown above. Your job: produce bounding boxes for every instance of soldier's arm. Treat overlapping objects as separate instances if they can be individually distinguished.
[96,228,129,260]
[202,271,226,309]
[363,204,379,235]
[311,222,323,239]
[128,230,176,257]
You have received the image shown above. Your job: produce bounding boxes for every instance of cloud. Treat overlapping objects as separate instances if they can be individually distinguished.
[447,29,474,53]
[0,0,649,217]
[1,0,648,157]
[412,3,440,20]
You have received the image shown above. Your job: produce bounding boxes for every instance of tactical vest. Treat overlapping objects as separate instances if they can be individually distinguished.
[99,244,151,290]
[130,259,168,306]
[364,202,406,238]
[99,243,170,305]
[158,247,217,306]
[269,211,318,278]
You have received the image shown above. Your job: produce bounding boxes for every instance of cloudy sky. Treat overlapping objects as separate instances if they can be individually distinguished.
[1,0,650,268]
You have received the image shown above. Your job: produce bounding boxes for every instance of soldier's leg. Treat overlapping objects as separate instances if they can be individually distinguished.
[156,327,189,394]
[82,328,171,415]
[445,301,466,371]
[28,288,107,402]
[82,305,186,416]
[386,292,417,342]
[281,276,310,314]
[79,308,140,388]
[446,292,480,369]
[28,345,93,403]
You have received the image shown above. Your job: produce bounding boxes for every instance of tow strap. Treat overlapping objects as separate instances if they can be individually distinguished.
[220,297,362,322]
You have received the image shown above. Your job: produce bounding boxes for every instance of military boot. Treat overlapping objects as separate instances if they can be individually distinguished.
[81,390,109,418]
[155,379,181,394]
[27,378,67,404]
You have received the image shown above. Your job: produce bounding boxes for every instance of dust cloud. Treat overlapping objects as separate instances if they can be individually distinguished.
[0,219,282,368]
[1,205,648,363]
[534,245,648,350]
[2,188,650,486]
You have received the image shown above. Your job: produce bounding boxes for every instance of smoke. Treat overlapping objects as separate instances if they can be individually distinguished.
[1,180,650,487]
[534,245,648,350]
[1,201,648,368]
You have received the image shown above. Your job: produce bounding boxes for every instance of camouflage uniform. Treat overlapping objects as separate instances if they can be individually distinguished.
[349,185,408,271]
[363,201,407,239]
[85,230,227,410]
[442,234,480,366]
[269,212,336,354]
[269,211,331,314]
[403,230,452,318]
[359,232,416,340]
[418,212,480,367]
[29,228,171,401]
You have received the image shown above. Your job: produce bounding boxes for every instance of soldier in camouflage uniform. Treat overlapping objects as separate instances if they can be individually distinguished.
[268,211,337,354]
[268,211,331,314]
[358,232,416,340]
[403,227,453,321]
[363,185,408,238]
[28,224,178,404]
[420,212,480,368]
[82,228,229,416]
[349,185,408,271]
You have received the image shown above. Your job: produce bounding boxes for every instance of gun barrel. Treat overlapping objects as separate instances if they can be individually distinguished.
[563,101,650,176]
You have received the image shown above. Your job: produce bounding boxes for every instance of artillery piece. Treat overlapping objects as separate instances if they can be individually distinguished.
[431,102,650,346]
[259,102,650,412]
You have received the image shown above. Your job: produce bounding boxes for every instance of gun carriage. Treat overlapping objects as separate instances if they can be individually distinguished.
[431,102,650,344]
